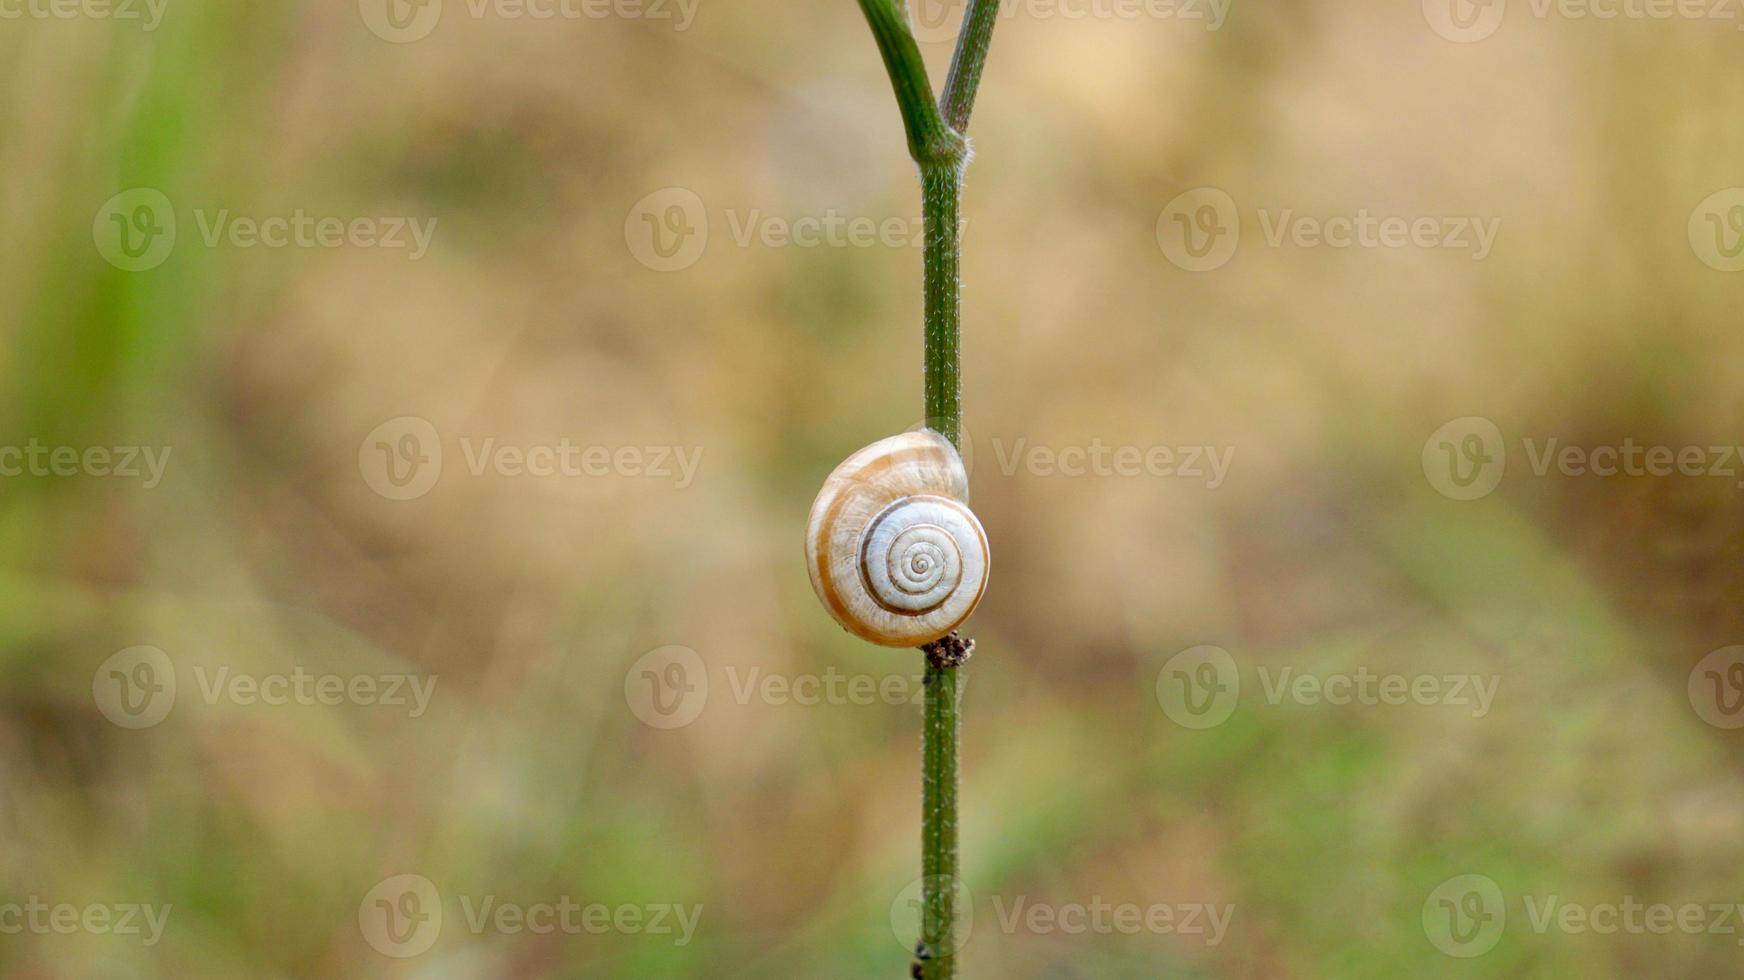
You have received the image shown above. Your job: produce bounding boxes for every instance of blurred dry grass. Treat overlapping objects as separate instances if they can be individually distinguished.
[3,0,1744,976]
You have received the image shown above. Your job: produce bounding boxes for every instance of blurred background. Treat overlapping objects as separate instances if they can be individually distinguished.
[5,0,1744,976]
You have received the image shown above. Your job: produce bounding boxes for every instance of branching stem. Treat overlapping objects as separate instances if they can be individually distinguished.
[852,2,1000,976]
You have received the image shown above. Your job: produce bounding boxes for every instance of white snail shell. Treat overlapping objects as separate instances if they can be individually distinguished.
[805,430,989,647]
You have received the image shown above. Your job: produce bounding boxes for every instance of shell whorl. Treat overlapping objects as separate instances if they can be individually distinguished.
[805,430,989,647]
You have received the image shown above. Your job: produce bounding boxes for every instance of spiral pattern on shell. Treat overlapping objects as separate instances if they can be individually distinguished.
[805,430,989,647]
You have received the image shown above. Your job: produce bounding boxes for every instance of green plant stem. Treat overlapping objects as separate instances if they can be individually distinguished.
[916,130,969,980]
[920,657,960,978]
[853,2,1000,976]
[854,0,963,167]
[922,163,963,448]
[940,0,1002,133]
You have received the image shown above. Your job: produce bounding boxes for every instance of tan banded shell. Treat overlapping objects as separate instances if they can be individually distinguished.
[805,430,989,647]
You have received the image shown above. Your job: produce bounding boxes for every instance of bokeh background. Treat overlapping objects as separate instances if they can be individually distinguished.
[6,0,1744,975]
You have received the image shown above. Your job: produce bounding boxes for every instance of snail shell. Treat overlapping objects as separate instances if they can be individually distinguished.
[805,430,989,647]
